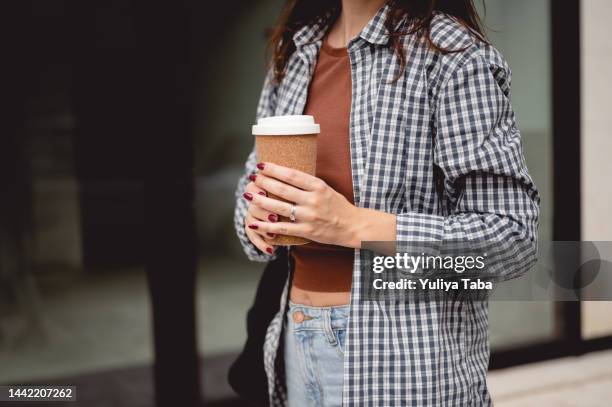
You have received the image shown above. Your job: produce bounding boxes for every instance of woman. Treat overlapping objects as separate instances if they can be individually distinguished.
[234,0,540,405]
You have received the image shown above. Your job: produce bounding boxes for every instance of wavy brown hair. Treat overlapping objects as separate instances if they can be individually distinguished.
[269,0,488,83]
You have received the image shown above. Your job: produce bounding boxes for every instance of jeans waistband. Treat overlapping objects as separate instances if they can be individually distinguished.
[287,300,349,331]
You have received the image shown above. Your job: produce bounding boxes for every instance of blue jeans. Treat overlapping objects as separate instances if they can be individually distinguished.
[284,301,349,407]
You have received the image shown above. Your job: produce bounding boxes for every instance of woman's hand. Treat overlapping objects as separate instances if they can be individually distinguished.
[242,176,277,255]
[243,162,397,249]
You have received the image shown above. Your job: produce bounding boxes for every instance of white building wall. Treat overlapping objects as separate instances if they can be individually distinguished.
[581,0,612,339]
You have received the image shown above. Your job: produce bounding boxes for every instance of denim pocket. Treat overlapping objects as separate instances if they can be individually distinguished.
[333,328,347,356]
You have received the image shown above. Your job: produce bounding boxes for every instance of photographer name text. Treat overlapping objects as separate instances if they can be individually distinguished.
[372,277,492,291]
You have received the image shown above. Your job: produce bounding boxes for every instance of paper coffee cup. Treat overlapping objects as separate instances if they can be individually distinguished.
[252,115,320,246]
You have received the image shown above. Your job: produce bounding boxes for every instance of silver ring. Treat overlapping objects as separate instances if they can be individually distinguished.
[289,204,297,222]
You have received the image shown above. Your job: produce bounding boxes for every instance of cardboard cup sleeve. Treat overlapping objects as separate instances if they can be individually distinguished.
[255,134,317,245]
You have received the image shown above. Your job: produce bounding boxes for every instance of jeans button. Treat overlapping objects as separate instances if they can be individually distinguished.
[293,310,305,323]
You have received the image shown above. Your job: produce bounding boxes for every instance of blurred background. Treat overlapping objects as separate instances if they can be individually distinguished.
[1,0,611,406]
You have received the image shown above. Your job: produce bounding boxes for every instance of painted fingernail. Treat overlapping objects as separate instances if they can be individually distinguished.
[266,247,274,254]
[249,174,257,182]
[243,192,253,201]
[248,224,258,229]
[267,232,275,237]
[268,214,278,222]
[257,162,265,170]
[258,191,266,196]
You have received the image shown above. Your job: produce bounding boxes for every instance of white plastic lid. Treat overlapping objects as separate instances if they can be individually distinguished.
[252,115,320,136]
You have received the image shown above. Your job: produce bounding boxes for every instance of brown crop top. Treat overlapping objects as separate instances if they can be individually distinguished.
[290,37,355,292]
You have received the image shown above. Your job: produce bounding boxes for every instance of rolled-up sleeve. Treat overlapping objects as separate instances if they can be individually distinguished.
[233,70,279,262]
[395,51,540,281]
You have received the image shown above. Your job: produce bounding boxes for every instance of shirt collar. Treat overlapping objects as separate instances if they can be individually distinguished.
[357,2,393,45]
[292,2,394,48]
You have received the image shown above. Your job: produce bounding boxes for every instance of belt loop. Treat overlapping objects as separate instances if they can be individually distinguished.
[323,308,337,345]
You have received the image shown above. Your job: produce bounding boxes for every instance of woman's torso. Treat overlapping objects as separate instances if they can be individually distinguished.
[289,37,354,307]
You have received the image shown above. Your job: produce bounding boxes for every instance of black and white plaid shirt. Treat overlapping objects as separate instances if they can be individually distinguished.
[234,3,539,406]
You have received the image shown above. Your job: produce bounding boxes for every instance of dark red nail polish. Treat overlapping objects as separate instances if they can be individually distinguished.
[266,247,273,254]
[258,191,266,196]
[268,214,278,222]
[248,224,258,230]
[257,162,265,170]
[243,192,253,201]
[249,174,257,182]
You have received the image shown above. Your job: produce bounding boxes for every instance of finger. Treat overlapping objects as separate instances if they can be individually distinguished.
[245,213,277,248]
[242,183,268,204]
[244,190,282,224]
[245,212,278,239]
[248,201,281,223]
[250,193,313,222]
[245,224,276,255]
[246,219,308,239]
[262,234,277,244]
[253,173,309,204]
[244,180,267,196]
[257,162,323,191]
